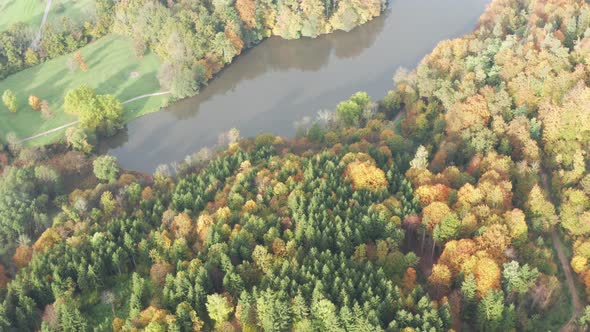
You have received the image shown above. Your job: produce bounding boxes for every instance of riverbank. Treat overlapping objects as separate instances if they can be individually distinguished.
[18,91,172,143]
[105,0,490,173]
[1,3,389,146]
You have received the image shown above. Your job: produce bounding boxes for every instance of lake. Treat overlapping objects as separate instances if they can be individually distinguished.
[105,0,490,173]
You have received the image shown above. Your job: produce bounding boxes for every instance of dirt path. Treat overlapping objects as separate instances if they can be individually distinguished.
[552,230,583,331]
[541,174,584,331]
[19,91,171,143]
[31,0,53,50]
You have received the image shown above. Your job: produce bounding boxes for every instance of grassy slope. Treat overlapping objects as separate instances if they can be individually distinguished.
[0,0,94,31]
[0,34,168,144]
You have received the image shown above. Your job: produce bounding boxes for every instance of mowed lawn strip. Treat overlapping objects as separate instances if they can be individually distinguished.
[0,34,168,143]
[0,0,44,31]
[0,0,95,32]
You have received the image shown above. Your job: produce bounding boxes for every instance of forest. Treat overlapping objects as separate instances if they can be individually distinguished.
[1,0,590,331]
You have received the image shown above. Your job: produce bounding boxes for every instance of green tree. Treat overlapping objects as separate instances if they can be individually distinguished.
[434,213,460,243]
[256,290,293,331]
[502,261,539,298]
[93,155,119,183]
[336,92,371,127]
[54,297,89,332]
[64,85,123,135]
[129,273,145,318]
[0,166,59,248]
[2,89,17,113]
[175,302,203,332]
[206,294,233,326]
[65,127,93,153]
[311,296,343,331]
[477,290,514,332]
[461,273,478,319]
[307,123,325,143]
[578,305,590,330]
[181,65,206,99]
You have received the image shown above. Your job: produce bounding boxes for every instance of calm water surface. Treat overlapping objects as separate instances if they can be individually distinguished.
[106,0,490,173]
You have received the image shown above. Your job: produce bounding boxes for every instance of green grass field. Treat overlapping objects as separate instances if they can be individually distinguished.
[0,0,94,32]
[0,34,169,145]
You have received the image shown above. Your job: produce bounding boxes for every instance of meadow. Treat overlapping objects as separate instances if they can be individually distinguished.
[0,35,168,145]
[0,0,94,32]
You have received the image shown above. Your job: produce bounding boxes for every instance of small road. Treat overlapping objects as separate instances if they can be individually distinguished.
[552,230,583,332]
[541,174,584,331]
[31,0,53,50]
[19,91,171,143]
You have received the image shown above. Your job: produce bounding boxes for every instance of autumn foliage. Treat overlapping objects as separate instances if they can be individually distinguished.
[73,51,88,72]
[235,0,257,28]
[346,160,388,191]
[135,306,169,328]
[171,212,194,239]
[428,264,452,298]
[33,228,61,253]
[13,245,33,269]
[473,257,501,298]
[150,262,173,286]
[28,95,41,111]
[0,264,8,288]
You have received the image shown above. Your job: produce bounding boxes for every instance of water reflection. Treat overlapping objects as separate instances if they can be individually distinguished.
[163,9,388,121]
[106,0,490,173]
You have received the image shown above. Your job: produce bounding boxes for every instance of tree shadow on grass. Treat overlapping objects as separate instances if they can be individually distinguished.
[93,64,136,96]
[118,78,156,118]
[84,37,118,69]
[0,64,69,136]
[90,63,158,122]
[43,67,72,98]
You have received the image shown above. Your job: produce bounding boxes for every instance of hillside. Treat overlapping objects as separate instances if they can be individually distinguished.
[1,0,590,331]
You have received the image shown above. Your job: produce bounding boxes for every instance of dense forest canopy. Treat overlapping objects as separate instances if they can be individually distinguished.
[1,0,590,330]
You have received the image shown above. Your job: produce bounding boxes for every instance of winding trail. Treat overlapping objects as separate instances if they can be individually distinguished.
[19,91,171,143]
[541,174,584,331]
[552,230,583,332]
[31,0,53,50]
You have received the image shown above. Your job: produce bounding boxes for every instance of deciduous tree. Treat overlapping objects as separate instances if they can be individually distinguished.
[2,89,17,113]
[28,95,40,111]
[93,155,119,183]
